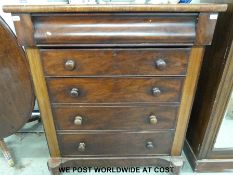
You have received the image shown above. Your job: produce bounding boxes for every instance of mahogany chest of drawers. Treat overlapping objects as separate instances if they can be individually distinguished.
[4,3,227,175]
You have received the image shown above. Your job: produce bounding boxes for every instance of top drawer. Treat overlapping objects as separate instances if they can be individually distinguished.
[41,48,190,77]
[32,13,196,46]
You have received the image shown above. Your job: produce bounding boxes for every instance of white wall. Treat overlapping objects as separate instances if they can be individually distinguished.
[0,1,17,32]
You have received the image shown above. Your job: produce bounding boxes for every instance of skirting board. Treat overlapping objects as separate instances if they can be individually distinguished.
[184,139,233,172]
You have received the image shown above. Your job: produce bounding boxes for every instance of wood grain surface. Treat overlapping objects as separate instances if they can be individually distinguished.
[33,14,196,45]
[26,48,60,157]
[3,4,227,13]
[52,104,179,131]
[58,131,173,156]
[3,3,222,162]
[41,48,190,77]
[0,17,34,138]
[172,47,204,156]
[46,77,184,104]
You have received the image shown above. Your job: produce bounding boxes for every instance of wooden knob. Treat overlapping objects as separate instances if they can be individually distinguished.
[152,87,161,96]
[74,116,82,125]
[146,141,154,149]
[70,88,79,97]
[155,59,166,70]
[78,142,86,152]
[149,115,158,125]
[65,59,75,71]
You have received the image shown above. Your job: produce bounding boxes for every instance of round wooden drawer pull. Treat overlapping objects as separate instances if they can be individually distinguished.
[65,59,75,71]
[149,115,158,125]
[146,141,154,149]
[74,116,82,125]
[152,87,161,96]
[155,59,166,70]
[70,88,79,97]
[78,142,86,152]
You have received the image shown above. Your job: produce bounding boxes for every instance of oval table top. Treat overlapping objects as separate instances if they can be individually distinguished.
[0,16,35,138]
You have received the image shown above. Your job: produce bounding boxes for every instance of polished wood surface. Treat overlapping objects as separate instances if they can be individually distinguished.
[41,48,190,77]
[26,48,60,157]
[4,3,224,172]
[58,131,173,156]
[172,47,204,155]
[195,13,219,45]
[13,14,34,47]
[185,1,233,172]
[8,12,222,46]
[33,14,196,45]
[0,16,34,139]
[47,77,184,104]
[196,161,233,173]
[184,140,233,173]
[3,4,227,13]
[52,104,178,131]
[187,5,233,159]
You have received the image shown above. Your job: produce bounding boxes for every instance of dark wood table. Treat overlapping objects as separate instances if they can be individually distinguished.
[0,16,34,167]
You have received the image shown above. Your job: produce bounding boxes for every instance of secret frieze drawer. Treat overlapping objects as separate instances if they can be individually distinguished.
[52,104,179,131]
[7,9,221,47]
[58,131,173,156]
[40,48,190,77]
[32,13,197,46]
[46,77,184,104]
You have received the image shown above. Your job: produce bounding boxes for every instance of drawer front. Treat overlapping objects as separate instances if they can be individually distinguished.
[33,13,196,45]
[41,48,190,76]
[58,132,173,156]
[53,105,178,131]
[47,77,184,103]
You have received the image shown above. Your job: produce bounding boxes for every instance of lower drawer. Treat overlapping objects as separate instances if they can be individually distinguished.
[58,132,173,156]
[53,105,178,131]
